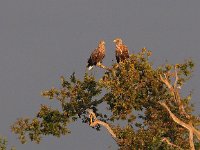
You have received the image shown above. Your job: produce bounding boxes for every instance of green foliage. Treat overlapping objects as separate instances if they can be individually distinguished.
[0,136,15,150]
[11,48,199,149]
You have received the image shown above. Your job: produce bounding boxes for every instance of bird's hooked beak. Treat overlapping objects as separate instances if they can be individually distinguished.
[113,39,116,43]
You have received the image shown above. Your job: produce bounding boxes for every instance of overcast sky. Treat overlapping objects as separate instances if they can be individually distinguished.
[0,0,200,150]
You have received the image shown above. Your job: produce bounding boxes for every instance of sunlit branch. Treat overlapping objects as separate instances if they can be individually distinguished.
[189,126,195,150]
[160,74,173,90]
[159,101,200,149]
[159,68,190,118]
[96,62,111,71]
[86,109,118,141]
[161,138,183,150]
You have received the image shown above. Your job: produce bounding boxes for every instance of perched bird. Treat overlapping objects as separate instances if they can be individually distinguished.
[113,38,129,63]
[87,40,106,70]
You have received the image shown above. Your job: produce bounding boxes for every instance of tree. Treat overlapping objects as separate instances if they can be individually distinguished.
[11,47,200,149]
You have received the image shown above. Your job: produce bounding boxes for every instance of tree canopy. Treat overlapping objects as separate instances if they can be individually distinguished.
[11,47,200,149]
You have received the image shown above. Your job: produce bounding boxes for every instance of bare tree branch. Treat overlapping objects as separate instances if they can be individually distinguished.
[159,101,200,149]
[86,109,118,142]
[159,70,190,118]
[97,62,111,71]
[160,74,173,90]
[189,126,195,150]
[161,138,183,150]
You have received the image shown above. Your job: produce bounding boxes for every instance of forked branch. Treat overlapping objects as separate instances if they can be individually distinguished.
[159,101,200,150]
[86,109,118,142]
[159,66,190,118]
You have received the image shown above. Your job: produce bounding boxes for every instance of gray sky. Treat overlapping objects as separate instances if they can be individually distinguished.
[0,0,200,149]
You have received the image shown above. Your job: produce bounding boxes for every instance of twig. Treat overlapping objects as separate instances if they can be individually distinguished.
[86,109,118,141]
[96,62,111,71]
[174,65,179,89]
[161,138,183,150]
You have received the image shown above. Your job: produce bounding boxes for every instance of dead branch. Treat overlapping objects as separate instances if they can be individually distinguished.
[86,109,118,142]
[159,68,190,118]
[160,74,173,90]
[189,126,195,150]
[161,138,183,150]
[159,101,200,149]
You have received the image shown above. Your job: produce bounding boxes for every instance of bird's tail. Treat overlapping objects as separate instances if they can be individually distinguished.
[87,65,93,70]
[87,57,94,70]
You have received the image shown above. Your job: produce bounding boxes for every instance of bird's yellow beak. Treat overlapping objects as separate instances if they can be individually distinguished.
[113,39,116,43]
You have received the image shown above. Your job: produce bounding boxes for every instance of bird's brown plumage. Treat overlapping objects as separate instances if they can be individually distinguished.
[113,38,129,63]
[87,40,105,70]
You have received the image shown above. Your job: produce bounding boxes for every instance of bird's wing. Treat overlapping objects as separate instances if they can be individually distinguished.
[121,44,129,58]
[115,48,121,63]
[91,48,99,60]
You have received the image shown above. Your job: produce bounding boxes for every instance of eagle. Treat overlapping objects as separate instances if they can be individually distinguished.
[113,38,129,63]
[87,40,106,70]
